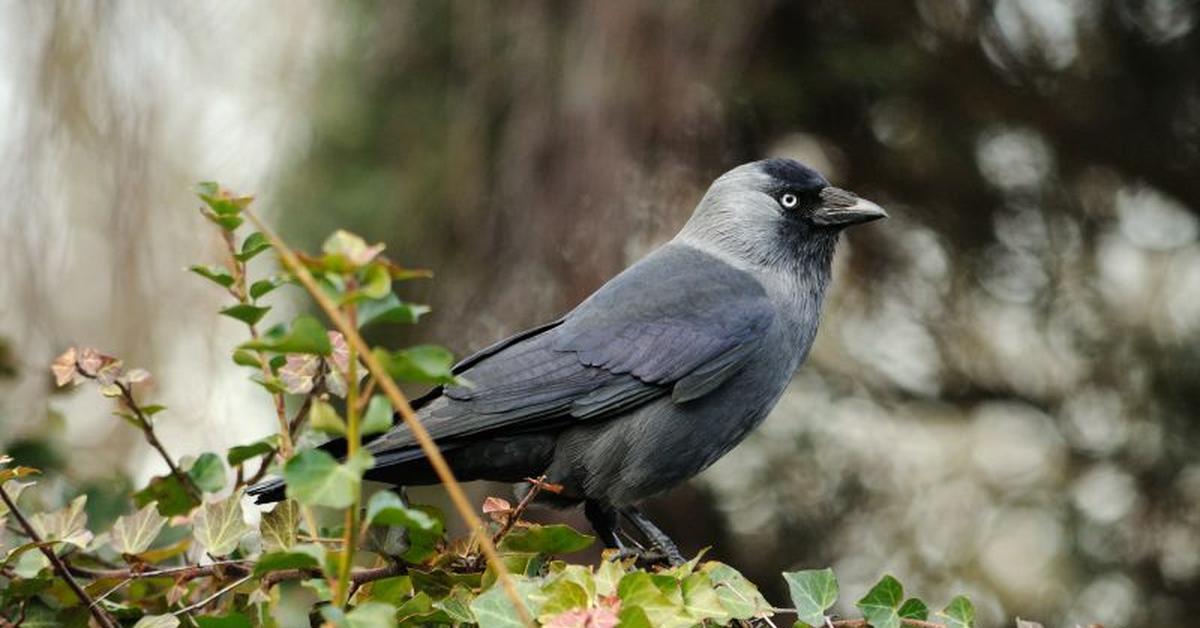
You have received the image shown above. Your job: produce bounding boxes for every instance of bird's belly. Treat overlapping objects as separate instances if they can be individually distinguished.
[551,360,792,507]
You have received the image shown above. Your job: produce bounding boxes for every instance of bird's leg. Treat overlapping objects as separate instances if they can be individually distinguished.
[621,507,686,566]
[584,500,626,551]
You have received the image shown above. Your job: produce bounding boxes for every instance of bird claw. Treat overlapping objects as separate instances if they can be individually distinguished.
[606,546,685,568]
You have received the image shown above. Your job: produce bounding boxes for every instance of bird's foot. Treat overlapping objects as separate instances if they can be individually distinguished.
[605,546,683,568]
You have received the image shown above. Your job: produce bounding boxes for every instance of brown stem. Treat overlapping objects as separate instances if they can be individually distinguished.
[492,476,549,546]
[114,380,202,502]
[242,208,532,626]
[0,484,117,628]
[832,620,949,628]
[68,559,406,590]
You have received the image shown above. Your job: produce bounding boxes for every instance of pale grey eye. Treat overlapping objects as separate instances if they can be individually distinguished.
[780,193,799,209]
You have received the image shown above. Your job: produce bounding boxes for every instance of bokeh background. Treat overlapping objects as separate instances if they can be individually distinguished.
[3,1,1199,626]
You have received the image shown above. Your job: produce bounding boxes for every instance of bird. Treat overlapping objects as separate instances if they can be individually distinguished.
[250,158,886,564]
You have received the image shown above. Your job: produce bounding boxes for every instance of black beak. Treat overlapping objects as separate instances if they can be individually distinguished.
[812,187,888,227]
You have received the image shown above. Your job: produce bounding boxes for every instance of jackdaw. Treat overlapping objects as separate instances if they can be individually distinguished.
[250,158,886,564]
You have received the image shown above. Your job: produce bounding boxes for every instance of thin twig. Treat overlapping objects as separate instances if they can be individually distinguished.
[831,619,948,628]
[492,475,549,546]
[243,208,533,626]
[172,574,253,616]
[0,484,117,628]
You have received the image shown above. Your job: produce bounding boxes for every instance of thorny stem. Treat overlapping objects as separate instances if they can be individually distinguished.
[0,484,117,628]
[243,208,534,627]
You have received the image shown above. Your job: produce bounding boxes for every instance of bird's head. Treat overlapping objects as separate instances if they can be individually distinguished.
[676,158,887,272]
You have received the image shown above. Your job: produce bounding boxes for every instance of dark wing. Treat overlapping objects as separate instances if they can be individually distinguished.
[366,244,774,456]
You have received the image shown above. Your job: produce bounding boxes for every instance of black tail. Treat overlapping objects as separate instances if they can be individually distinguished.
[246,477,287,504]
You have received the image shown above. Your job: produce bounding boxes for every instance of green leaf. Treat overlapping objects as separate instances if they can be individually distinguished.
[470,579,542,628]
[236,232,271,262]
[249,276,285,299]
[361,395,393,436]
[498,524,593,555]
[133,615,180,628]
[937,595,975,628]
[616,605,653,628]
[189,264,234,288]
[365,491,443,562]
[192,492,252,556]
[856,575,905,628]
[537,579,590,620]
[195,613,252,628]
[186,453,227,493]
[239,315,331,355]
[226,434,279,466]
[377,345,456,385]
[253,544,324,576]
[195,182,253,216]
[231,349,261,368]
[309,399,346,436]
[321,230,385,272]
[109,503,167,555]
[345,602,398,628]
[29,495,92,549]
[783,568,839,627]
[899,597,929,621]
[203,211,244,230]
[134,474,199,516]
[701,562,771,621]
[616,572,692,628]
[260,500,300,551]
[220,304,271,326]
[357,293,430,329]
[681,573,731,624]
[358,263,392,300]
[284,449,373,509]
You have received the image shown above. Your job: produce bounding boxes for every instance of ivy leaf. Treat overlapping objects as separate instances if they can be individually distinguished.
[226,434,280,467]
[132,615,180,628]
[253,544,325,576]
[30,495,92,549]
[499,524,593,555]
[192,492,251,557]
[470,578,543,628]
[357,293,430,329]
[365,491,443,562]
[855,575,904,628]
[219,304,271,326]
[134,474,199,516]
[701,562,771,621]
[361,395,393,435]
[195,613,253,628]
[320,601,398,628]
[236,232,271,262]
[239,316,331,355]
[783,568,839,627]
[937,595,975,628]
[375,345,456,385]
[681,573,730,624]
[284,449,373,509]
[616,572,692,628]
[109,503,167,555]
[249,276,285,300]
[278,354,321,395]
[899,597,929,621]
[357,263,392,301]
[231,349,260,368]
[260,500,300,551]
[537,579,590,620]
[186,453,227,493]
[189,265,234,288]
